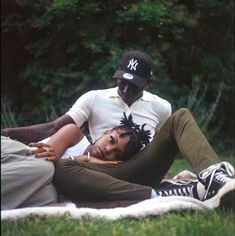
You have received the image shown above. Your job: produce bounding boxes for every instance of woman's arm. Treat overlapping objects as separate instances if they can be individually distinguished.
[29,124,84,162]
[28,124,122,164]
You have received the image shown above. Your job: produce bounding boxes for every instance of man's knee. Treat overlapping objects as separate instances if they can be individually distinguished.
[167,108,195,130]
[175,108,191,117]
[173,108,194,121]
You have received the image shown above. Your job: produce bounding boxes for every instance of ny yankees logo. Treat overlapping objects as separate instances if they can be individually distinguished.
[127,59,138,71]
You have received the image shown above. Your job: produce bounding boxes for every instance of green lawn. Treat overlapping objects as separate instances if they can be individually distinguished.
[1,157,235,236]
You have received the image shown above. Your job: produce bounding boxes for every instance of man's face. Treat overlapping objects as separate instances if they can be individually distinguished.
[117,79,145,106]
[89,130,130,161]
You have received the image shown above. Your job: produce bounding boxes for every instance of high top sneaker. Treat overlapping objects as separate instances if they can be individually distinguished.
[198,162,235,209]
[154,181,204,200]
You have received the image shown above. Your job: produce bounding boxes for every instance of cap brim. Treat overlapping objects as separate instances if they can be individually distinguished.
[113,70,147,87]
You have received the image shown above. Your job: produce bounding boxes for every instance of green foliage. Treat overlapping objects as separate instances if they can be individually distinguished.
[175,82,223,135]
[1,0,234,154]
[1,97,18,128]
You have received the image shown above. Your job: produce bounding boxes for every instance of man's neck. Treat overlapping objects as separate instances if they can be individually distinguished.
[123,93,143,107]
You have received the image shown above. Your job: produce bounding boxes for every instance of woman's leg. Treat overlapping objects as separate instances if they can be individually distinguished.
[1,136,57,209]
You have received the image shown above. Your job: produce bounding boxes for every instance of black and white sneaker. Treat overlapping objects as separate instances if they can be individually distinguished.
[198,162,235,209]
[154,181,202,199]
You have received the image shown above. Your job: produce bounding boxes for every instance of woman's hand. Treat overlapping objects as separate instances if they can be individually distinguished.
[74,155,122,164]
[28,142,59,163]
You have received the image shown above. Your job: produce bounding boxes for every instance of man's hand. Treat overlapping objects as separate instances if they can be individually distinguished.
[28,142,59,163]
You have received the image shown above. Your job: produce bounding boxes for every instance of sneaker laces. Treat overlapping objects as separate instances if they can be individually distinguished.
[203,167,231,200]
[214,170,231,183]
[157,184,194,197]
[199,162,234,182]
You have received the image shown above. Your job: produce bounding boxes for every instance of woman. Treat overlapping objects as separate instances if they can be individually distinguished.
[28,112,151,163]
[1,113,151,209]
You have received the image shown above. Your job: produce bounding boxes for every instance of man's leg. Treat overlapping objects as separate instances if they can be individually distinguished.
[53,108,224,200]
[138,107,220,177]
[1,136,57,209]
[53,159,152,201]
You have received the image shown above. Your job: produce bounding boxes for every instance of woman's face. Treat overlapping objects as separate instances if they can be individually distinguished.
[89,130,130,161]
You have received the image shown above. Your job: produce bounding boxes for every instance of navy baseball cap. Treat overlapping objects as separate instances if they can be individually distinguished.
[113,50,153,87]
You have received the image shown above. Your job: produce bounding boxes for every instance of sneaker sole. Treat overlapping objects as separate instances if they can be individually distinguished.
[204,179,235,209]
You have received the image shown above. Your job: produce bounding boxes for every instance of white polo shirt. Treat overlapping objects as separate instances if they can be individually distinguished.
[66,87,172,142]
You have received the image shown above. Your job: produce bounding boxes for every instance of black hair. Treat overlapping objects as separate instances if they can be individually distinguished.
[112,112,151,160]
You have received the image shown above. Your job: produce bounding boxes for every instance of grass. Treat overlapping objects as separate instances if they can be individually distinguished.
[1,157,235,236]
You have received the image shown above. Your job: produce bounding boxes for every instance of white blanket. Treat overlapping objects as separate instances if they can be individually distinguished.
[1,196,208,221]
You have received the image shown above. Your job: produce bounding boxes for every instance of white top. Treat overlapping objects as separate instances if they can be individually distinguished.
[66,87,172,142]
[40,136,90,159]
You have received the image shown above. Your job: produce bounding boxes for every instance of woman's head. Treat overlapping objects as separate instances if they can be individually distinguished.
[88,113,151,161]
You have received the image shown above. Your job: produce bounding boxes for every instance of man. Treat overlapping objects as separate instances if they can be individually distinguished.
[1,50,172,144]
[53,108,234,209]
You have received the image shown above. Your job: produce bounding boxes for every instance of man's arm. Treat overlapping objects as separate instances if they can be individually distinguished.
[1,114,75,143]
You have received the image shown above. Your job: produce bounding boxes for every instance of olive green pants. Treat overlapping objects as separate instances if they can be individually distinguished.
[53,108,220,201]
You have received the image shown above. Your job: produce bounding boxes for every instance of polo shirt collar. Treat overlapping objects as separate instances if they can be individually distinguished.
[108,87,152,102]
